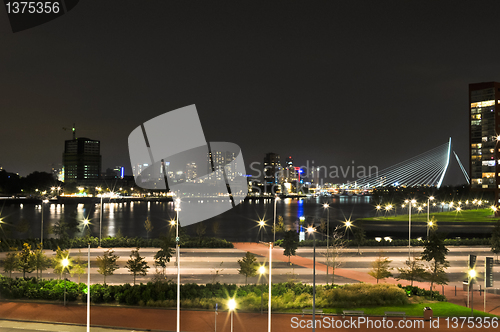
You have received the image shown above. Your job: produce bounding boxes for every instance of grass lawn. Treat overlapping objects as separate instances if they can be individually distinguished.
[359,208,500,223]
[318,302,498,318]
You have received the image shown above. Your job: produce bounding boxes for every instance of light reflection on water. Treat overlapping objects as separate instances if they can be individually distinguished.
[1,196,376,242]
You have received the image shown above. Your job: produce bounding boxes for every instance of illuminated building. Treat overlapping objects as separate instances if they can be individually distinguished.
[263,152,281,193]
[63,127,101,185]
[469,82,500,204]
[186,162,197,181]
[208,150,237,180]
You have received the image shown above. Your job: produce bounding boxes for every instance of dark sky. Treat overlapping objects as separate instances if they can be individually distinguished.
[1,1,498,185]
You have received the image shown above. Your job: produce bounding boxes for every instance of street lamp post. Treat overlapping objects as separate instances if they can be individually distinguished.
[259,220,265,242]
[40,199,48,246]
[268,242,272,332]
[83,218,91,332]
[427,221,433,238]
[406,199,416,261]
[228,298,236,332]
[468,269,476,316]
[307,226,316,332]
[273,196,280,243]
[259,265,266,314]
[174,198,181,332]
[61,258,69,306]
[323,203,329,285]
[427,196,434,224]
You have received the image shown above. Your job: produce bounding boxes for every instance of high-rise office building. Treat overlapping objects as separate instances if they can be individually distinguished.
[469,82,500,204]
[263,152,281,193]
[63,133,102,185]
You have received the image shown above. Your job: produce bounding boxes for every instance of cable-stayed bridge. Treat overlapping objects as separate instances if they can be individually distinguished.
[344,138,469,189]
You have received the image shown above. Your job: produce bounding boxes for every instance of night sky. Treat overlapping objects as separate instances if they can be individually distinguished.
[1,1,499,185]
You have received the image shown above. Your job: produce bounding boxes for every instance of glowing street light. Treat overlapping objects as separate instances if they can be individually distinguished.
[228,298,236,332]
[468,268,477,316]
[427,196,434,223]
[61,258,70,306]
[82,218,91,332]
[273,196,280,243]
[174,198,181,332]
[323,203,330,285]
[258,219,266,242]
[258,265,266,314]
[307,226,317,331]
[408,199,416,262]
[40,199,49,247]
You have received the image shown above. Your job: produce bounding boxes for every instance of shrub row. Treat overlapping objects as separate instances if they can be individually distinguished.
[0,276,422,310]
[0,236,233,252]
[398,284,447,302]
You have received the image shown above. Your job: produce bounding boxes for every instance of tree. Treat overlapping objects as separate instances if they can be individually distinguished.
[324,227,346,284]
[154,235,174,274]
[53,246,71,278]
[352,226,366,255]
[272,216,285,236]
[125,247,149,285]
[318,220,326,240]
[396,257,427,286]
[70,249,88,283]
[17,243,35,278]
[144,218,153,240]
[2,249,19,278]
[368,251,393,283]
[33,243,52,279]
[421,230,449,290]
[196,222,206,239]
[491,221,500,262]
[237,251,258,284]
[212,221,220,238]
[52,219,70,242]
[96,248,119,285]
[282,230,299,264]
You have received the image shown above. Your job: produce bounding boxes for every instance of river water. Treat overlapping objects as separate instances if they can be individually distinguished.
[1,196,377,242]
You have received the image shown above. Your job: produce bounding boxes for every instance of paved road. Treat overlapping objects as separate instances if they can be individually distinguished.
[0,246,498,287]
[0,320,137,332]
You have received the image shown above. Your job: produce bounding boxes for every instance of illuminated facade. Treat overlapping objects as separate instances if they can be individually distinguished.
[63,137,101,184]
[469,82,500,203]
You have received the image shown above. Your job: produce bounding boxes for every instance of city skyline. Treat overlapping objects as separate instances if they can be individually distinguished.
[2,2,499,185]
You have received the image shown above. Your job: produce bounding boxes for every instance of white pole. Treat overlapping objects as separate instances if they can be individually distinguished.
[87,242,90,332]
[273,198,277,243]
[99,196,103,247]
[408,201,412,261]
[176,199,181,332]
[268,242,272,332]
[41,203,44,246]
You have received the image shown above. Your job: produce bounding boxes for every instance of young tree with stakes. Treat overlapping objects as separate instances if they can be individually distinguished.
[282,230,299,264]
[125,247,149,285]
[368,251,393,283]
[2,249,19,278]
[96,248,119,285]
[33,243,52,279]
[237,251,258,285]
[421,230,449,291]
[144,218,154,240]
[396,256,427,286]
[17,243,35,278]
[154,235,174,275]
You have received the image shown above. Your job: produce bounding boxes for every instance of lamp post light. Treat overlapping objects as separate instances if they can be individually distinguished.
[83,218,91,332]
[228,298,236,332]
[344,221,352,240]
[407,199,416,262]
[259,220,266,242]
[375,205,381,216]
[174,198,181,332]
[307,226,317,332]
[268,242,272,332]
[40,199,49,246]
[323,203,330,285]
[427,196,434,223]
[258,265,266,314]
[61,258,69,306]
[468,269,476,316]
[273,196,280,243]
